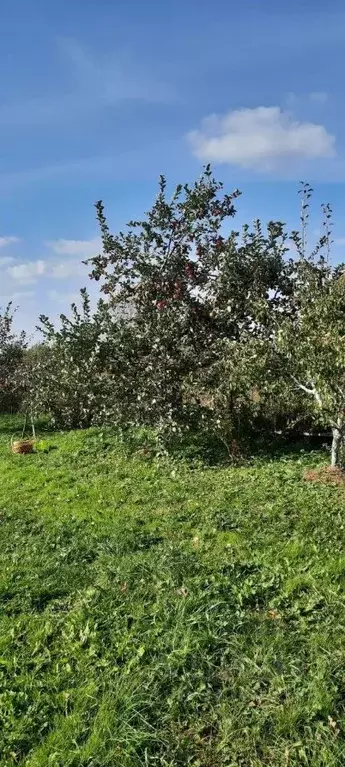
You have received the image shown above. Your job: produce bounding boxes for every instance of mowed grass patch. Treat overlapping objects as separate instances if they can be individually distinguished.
[1,416,345,765]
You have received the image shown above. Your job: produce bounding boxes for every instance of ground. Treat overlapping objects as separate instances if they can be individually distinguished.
[1,415,345,766]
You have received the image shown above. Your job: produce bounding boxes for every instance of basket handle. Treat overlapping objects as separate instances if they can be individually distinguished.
[11,433,34,445]
[21,412,28,439]
[20,412,36,441]
[11,414,36,446]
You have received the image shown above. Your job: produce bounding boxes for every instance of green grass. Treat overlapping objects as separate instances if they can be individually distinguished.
[1,415,345,766]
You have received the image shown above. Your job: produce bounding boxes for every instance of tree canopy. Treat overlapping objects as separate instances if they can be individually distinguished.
[8,169,345,466]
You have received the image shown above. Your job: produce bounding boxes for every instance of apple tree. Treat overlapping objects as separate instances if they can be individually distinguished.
[87,168,291,440]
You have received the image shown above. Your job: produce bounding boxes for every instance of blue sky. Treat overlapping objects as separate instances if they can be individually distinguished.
[1,0,345,335]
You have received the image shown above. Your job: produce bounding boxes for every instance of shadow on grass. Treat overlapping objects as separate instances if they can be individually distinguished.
[250,432,331,462]
[1,412,330,468]
[0,414,51,437]
[165,430,332,468]
[112,420,332,468]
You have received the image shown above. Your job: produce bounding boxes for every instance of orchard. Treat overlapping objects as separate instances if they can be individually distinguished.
[3,168,345,466]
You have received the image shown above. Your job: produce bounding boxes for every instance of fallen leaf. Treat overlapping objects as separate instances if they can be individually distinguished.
[267,608,281,620]
[328,715,340,736]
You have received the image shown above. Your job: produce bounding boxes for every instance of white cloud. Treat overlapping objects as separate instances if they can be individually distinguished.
[0,236,20,249]
[0,256,15,267]
[47,236,101,258]
[8,260,46,284]
[4,248,90,286]
[50,261,87,279]
[48,289,81,303]
[187,106,335,171]
[0,292,35,313]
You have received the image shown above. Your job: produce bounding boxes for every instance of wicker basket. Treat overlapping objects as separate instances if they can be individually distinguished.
[11,437,35,455]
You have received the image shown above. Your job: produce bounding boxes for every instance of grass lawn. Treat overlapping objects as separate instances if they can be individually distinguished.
[1,415,345,766]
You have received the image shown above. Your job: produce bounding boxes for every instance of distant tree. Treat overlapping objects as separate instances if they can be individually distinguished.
[22,290,119,429]
[0,303,26,412]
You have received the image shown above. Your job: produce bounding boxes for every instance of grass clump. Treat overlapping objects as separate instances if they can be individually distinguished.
[1,416,345,765]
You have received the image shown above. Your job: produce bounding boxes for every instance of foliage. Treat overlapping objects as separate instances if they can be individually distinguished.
[6,171,345,465]
[19,289,120,429]
[88,167,291,438]
[87,167,240,428]
[1,415,345,765]
[0,303,26,412]
[273,187,345,465]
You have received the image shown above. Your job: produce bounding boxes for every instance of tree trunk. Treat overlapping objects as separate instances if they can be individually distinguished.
[331,423,343,468]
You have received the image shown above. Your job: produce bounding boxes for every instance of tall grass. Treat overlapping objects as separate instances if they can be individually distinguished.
[1,417,345,765]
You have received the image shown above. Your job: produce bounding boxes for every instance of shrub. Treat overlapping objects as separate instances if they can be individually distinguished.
[19,290,119,429]
[0,303,26,412]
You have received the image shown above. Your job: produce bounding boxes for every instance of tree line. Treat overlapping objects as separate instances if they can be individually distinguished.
[1,167,345,466]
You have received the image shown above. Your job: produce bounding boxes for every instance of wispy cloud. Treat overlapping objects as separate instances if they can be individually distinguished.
[0,137,180,195]
[0,38,172,131]
[0,156,99,194]
[8,260,46,284]
[10,291,35,301]
[47,236,101,258]
[6,256,88,284]
[0,290,35,306]
[0,236,20,249]
[61,38,172,104]
[50,261,87,280]
[285,92,329,108]
[187,106,335,172]
[2,232,96,289]
[0,152,137,196]
[309,91,328,105]
[0,256,15,267]
[48,289,82,304]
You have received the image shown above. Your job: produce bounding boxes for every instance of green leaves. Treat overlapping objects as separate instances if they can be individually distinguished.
[11,169,343,465]
[80,168,291,442]
[0,303,27,413]
[276,252,345,439]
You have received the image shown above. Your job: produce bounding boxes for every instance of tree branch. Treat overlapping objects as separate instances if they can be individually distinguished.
[290,373,324,410]
[309,381,323,409]
[333,382,345,399]
[289,374,315,396]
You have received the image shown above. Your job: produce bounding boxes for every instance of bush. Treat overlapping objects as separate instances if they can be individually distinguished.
[0,304,26,413]
[18,291,120,429]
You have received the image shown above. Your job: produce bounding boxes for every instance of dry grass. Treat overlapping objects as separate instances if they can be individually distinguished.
[304,465,345,486]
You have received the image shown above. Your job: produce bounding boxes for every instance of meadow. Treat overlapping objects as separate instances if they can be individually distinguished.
[1,415,345,766]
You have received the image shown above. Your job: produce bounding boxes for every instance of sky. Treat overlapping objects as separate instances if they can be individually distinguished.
[1,0,345,337]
